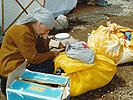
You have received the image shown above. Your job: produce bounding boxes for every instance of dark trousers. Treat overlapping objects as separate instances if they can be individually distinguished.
[0,43,2,48]
[0,75,7,96]
[27,60,55,74]
[0,60,54,96]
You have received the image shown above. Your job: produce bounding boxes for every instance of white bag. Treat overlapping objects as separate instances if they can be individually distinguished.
[54,15,69,30]
[65,41,95,64]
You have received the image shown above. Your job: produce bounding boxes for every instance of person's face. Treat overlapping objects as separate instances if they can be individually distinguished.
[36,22,51,39]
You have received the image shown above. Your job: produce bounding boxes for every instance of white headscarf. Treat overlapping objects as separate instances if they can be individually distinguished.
[16,7,55,29]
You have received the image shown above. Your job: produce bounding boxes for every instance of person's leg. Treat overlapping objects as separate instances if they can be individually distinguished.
[95,0,109,6]
[27,60,54,74]
[0,44,1,48]
[0,75,7,96]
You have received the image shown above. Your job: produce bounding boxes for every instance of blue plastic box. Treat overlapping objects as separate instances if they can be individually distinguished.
[6,70,70,100]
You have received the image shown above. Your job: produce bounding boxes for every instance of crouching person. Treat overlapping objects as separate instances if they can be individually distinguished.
[0,7,59,96]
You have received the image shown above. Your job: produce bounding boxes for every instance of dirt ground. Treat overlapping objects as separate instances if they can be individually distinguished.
[0,0,133,100]
[68,1,133,100]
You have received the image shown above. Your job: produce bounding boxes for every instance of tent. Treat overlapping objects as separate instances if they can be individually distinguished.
[0,0,77,36]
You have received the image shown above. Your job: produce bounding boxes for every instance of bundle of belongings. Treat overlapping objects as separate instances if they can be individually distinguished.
[88,22,133,64]
[53,22,133,97]
[65,41,95,64]
[54,15,69,31]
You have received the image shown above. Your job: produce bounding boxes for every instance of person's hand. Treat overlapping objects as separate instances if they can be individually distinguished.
[41,34,48,39]
[53,51,59,57]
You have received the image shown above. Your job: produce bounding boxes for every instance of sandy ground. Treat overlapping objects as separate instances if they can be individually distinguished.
[0,0,133,100]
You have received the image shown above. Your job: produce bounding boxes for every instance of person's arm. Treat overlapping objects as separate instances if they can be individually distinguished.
[36,37,50,53]
[17,31,56,64]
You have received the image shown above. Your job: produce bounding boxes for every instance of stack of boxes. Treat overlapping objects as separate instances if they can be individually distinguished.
[6,70,70,100]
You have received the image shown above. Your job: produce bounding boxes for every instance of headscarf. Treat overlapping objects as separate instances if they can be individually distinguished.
[16,7,55,29]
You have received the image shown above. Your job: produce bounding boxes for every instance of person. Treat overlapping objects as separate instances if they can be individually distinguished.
[0,7,59,96]
[78,0,109,6]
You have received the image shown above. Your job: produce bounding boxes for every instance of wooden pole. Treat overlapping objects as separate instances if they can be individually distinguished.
[2,0,4,35]
[43,0,46,7]
[3,0,35,34]
[16,0,28,14]
[35,0,43,7]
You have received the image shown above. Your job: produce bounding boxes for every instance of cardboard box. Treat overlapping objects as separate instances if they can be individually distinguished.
[6,70,70,100]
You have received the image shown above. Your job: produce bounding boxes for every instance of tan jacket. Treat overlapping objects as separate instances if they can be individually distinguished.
[0,23,55,78]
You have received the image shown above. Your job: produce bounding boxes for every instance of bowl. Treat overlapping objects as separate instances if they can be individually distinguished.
[55,33,70,40]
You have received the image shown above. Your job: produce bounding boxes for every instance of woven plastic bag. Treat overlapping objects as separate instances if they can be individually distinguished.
[65,41,95,64]
[54,15,69,30]
[88,22,133,64]
[54,52,116,97]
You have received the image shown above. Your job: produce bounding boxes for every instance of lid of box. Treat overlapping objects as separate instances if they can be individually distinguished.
[20,70,69,86]
[7,80,64,100]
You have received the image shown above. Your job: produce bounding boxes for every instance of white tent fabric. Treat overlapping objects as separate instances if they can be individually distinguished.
[0,0,77,34]
[0,1,2,27]
[45,0,77,17]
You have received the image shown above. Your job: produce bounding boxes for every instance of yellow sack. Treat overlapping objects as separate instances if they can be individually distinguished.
[54,52,116,97]
[88,22,133,64]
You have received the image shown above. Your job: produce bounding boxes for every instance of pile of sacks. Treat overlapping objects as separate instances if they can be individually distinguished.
[53,22,133,97]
